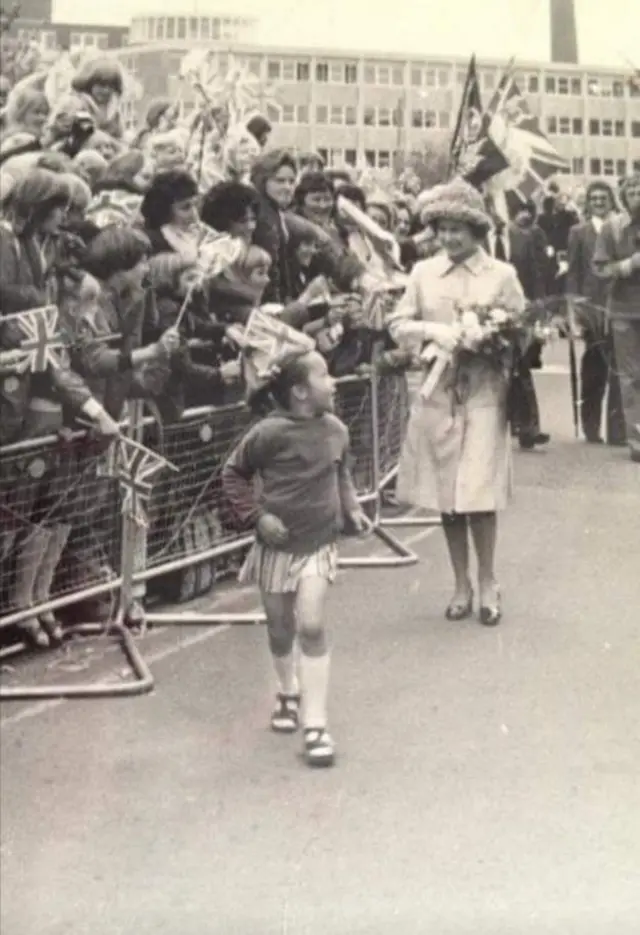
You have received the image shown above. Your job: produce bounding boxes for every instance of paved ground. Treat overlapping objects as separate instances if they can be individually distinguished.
[2,347,639,935]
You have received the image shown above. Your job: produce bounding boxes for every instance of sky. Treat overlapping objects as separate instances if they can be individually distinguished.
[50,0,638,70]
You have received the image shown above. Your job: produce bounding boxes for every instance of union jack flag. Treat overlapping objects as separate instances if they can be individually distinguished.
[100,436,178,527]
[2,305,66,373]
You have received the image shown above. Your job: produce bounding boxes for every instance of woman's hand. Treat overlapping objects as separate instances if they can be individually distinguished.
[256,512,289,548]
[157,327,182,355]
[427,322,458,353]
[92,409,121,437]
[220,359,241,385]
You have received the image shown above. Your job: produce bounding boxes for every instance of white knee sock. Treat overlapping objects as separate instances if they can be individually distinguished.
[299,652,331,729]
[272,651,298,696]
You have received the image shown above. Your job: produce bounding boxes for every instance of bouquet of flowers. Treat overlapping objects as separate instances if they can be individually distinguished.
[420,304,525,403]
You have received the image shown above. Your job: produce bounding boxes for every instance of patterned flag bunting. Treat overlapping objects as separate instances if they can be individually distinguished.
[0,305,66,373]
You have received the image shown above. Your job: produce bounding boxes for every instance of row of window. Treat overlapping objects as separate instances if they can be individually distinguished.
[575,157,640,176]
[547,117,640,137]
[260,103,451,130]
[17,26,115,51]
[130,16,252,43]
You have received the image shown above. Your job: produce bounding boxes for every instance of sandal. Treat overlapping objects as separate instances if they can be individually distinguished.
[445,590,474,621]
[303,727,335,768]
[270,693,300,734]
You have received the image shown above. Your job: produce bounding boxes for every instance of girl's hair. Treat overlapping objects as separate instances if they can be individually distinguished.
[248,349,313,415]
[293,171,335,210]
[200,181,259,232]
[337,183,366,212]
[8,167,71,231]
[4,87,49,129]
[250,148,297,193]
[60,171,92,213]
[148,251,191,294]
[99,149,145,189]
[246,114,272,143]
[82,225,150,280]
[298,151,326,170]
[324,169,352,187]
[71,58,124,96]
[238,244,271,274]
[140,169,198,229]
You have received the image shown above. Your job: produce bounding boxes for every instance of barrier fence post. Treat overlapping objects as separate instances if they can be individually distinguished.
[0,430,155,702]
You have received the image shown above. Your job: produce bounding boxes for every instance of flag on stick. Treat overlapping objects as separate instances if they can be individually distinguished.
[0,305,66,373]
[100,436,179,527]
[450,55,510,188]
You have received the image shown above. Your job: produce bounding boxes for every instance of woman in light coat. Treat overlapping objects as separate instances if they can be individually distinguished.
[388,179,525,626]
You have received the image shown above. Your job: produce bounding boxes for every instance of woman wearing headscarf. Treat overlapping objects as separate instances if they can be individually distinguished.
[388,178,526,626]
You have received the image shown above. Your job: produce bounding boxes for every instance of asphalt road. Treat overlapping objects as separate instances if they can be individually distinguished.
[1,349,639,935]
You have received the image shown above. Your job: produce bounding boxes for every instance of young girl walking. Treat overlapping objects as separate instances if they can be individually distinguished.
[222,346,368,767]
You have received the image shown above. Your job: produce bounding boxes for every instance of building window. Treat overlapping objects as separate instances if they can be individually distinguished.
[364,107,375,126]
[345,148,357,166]
[166,18,175,38]
[439,111,451,129]
[365,149,376,167]
[589,119,600,135]
[572,117,583,134]
[364,65,376,84]
[200,18,209,38]
[211,18,220,39]
[329,149,343,167]
[177,17,186,39]
[602,119,613,136]
[345,63,358,84]
[527,75,539,93]
[437,68,450,87]
[282,61,295,81]
[296,105,309,124]
[316,105,328,124]
[558,76,569,95]
[632,121,640,137]
[547,116,558,134]
[70,32,81,46]
[188,16,198,38]
[411,109,423,128]
[612,80,624,98]
[330,63,343,83]
[633,160,640,173]
[266,105,280,123]
[545,75,556,93]
[316,62,329,82]
[559,117,571,134]
[587,78,600,95]
[378,150,391,168]
[616,159,627,177]
[572,157,584,174]
[378,66,390,85]
[156,19,165,38]
[392,106,403,127]
[97,33,108,50]
[330,105,343,125]
[411,67,422,87]
[296,61,310,82]
[392,66,404,86]
[603,159,615,176]
[590,158,601,174]
[318,148,328,164]
[247,57,261,77]
[282,105,295,124]
[615,120,625,136]
[378,108,391,127]
[345,106,357,126]
[425,110,436,127]
[571,77,582,95]
[267,60,281,80]
[425,68,436,87]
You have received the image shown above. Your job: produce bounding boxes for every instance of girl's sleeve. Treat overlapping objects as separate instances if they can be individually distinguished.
[337,429,360,517]
[222,422,270,526]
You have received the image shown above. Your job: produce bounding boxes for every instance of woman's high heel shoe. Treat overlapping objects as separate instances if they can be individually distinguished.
[39,612,63,645]
[18,620,50,650]
[479,587,502,626]
[445,590,474,621]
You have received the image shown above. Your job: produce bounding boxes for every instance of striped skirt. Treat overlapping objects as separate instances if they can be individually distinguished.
[238,541,338,594]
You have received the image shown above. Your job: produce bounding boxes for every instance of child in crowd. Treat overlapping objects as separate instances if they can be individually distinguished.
[222,346,368,767]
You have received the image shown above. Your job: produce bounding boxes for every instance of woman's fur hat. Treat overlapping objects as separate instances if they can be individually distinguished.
[419,177,492,233]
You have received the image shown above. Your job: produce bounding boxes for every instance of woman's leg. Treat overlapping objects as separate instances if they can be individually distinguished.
[34,522,71,642]
[295,575,335,766]
[11,527,52,648]
[469,511,500,617]
[441,512,472,605]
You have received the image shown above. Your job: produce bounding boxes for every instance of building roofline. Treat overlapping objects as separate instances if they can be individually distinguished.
[114,39,629,77]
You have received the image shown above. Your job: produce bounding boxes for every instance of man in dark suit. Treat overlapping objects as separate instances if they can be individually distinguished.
[485,198,550,449]
[566,180,620,444]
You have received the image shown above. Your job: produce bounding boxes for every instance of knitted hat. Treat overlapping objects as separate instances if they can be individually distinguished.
[419,177,492,233]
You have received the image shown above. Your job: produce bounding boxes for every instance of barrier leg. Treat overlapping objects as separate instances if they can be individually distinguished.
[338,366,419,569]
[0,506,155,703]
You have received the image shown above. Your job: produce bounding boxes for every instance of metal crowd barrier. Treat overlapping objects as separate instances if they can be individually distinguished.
[0,370,436,702]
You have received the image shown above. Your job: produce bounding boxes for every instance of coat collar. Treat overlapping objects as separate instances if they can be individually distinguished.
[436,246,492,278]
